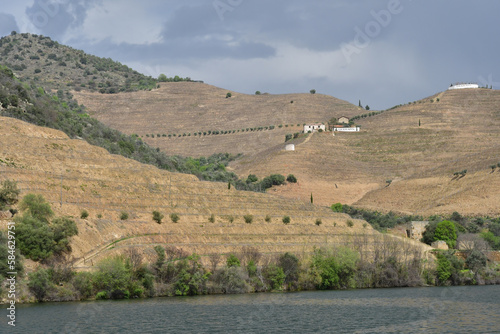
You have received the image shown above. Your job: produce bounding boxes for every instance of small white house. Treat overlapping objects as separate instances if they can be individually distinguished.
[448,83,479,90]
[304,124,326,133]
[285,144,295,151]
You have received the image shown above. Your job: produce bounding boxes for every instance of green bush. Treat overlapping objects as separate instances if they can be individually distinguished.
[286,174,297,183]
[80,210,89,219]
[93,256,132,299]
[243,215,253,224]
[263,264,285,290]
[265,215,271,223]
[315,218,322,226]
[19,194,54,222]
[282,216,291,225]
[331,203,343,212]
[28,268,52,301]
[0,179,20,209]
[226,92,232,98]
[226,254,241,267]
[170,213,180,223]
[208,214,215,223]
[120,211,129,220]
[434,220,457,248]
[16,195,77,261]
[346,220,354,227]
[152,211,164,224]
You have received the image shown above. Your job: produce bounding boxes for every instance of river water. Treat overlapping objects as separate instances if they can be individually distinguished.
[5,285,500,333]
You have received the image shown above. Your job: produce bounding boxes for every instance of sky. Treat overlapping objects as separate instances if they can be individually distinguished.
[0,0,499,110]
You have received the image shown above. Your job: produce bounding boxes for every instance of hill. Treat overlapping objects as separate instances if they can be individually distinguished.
[0,32,157,93]
[0,116,410,268]
[232,88,500,216]
[74,79,500,216]
[72,82,363,157]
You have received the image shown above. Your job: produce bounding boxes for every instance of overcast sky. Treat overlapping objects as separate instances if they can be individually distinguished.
[1,0,499,110]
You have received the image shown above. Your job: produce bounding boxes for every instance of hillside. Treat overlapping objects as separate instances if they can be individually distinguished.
[0,32,157,93]
[0,116,409,268]
[232,88,500,215]
[72,82,364,157]
[74,79,500,216]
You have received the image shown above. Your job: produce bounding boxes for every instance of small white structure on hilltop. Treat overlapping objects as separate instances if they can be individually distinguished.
[285,144,295,151]
[304,124,325,133]
[448,82,479,90]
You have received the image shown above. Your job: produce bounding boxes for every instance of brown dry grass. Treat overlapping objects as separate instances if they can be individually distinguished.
[75,86,500,216]
[0,117,388,269]
[73,82,363,157]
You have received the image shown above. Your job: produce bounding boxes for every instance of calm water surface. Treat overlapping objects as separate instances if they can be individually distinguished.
[4,285,500,333]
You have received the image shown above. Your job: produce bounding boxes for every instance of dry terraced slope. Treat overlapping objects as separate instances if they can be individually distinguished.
[1,116,421,269]
[74,84,500,216]
[73,82,363,157]
[234,89,500,215]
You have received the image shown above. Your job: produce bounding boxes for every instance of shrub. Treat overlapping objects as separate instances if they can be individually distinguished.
[286,174,297,183]
[19,194,54,222]
[434,220,457,248]
[255,91,261,95]
[208,214,215,223]
[0,179,20,209]
[152,211,164,224]
[227,254,241,267]
[28,268,52,301]
[226,92,232,98]
[331,203,343,212]
[310,89,316,94]
[315,218,322,226]
[80,210,89,219]
[170,213,180,223]
[246,174,258,183]
[346,220,354,227]
[263,264,285,290]
[120,211,129,220]
[265,215,271,223]
[243,215,253,224]
[227,216,235,223]
[282,216,291,225]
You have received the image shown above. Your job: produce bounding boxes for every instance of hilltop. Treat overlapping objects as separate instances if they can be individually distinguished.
[0,32,157,93]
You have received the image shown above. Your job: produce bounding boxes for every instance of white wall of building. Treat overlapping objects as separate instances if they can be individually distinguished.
[333,127,360,132]
[304,124,326,133]
[448,83,479,90]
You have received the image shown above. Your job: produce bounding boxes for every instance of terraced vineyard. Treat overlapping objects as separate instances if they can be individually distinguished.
[2,117,415,269]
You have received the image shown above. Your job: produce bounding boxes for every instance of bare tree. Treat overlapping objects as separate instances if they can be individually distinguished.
[208,253,221,273]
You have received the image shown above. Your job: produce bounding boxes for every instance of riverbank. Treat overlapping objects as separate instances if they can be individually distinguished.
[2,241,499,304]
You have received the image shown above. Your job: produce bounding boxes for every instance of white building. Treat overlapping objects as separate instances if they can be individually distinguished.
[285,144,295,151]
[304,124,326,133]
[448,83,479,90]
[333,127,360,132]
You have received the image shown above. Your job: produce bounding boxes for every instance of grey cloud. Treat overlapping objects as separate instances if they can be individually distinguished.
[25,0,102,39]
[0,13,19,36]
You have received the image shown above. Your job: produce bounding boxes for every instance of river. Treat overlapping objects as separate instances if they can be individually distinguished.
[5,285,500,333]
